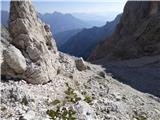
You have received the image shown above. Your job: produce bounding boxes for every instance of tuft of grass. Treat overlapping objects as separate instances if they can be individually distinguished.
[51,99,61,105]
[84,95,92,104]
[133,112,147,120]
[46,83,79,120]
[46,109,57,120]
[65,86,74,96]
[64,83,81,103]
[46,107,76,120]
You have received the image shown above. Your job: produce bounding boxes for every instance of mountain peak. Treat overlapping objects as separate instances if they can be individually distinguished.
[53,11,62,15]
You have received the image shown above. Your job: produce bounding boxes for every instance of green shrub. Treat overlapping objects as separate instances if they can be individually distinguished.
[46,107,76,120]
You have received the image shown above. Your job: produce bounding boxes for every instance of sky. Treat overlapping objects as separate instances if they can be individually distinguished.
[1,0,127,21]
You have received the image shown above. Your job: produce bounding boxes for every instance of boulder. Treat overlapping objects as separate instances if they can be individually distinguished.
[1,26,26,80]
[75,101,97,120]
[4,45,26,74]
[75,57,87,71]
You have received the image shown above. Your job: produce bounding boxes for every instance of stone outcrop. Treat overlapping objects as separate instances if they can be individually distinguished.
[89,1,160,61]
[1,26,26,80]
[1,0,59,84]
[75,57,88,71]
[4,45,27,74]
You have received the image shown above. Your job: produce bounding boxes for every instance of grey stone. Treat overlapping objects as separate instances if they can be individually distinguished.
[4,45,27,74]
[8,0,59,84]
[75,57,87,71]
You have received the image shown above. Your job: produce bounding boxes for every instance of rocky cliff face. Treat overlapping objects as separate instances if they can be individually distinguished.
[89,1,160,61]
[1,0,59,84]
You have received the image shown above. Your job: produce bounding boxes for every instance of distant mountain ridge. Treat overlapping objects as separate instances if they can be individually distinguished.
[1,10,95,48]
[61,14,121,59]
[38,11,92,34]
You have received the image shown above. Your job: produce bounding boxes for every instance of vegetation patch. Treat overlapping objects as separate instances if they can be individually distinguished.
[46,106,76,120]
[51,99,61,105]
[84,95,93,104]
[46,83,80,119]
[133,111,147,120]
[65,82,81,103]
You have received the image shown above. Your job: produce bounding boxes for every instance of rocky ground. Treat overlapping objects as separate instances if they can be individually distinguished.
[94,55,160,97]
[1,53,160,120]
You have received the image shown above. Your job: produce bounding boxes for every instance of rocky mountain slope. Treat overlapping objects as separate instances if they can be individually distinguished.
[88,1,160,97]
[93,55,160,97]
[1,1,160,120]
[89,1,160,61]
[61,14,121,59]
[54,29,82,49]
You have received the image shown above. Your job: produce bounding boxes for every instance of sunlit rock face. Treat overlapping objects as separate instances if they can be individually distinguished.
[1,0,59,84]
[89,1,160,61]
[1,26,27,80]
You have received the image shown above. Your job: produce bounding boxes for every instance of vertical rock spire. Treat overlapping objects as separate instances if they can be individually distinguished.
[9,0,59,84]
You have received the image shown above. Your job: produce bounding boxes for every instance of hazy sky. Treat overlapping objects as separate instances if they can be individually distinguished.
[1,0,127,21]
[34,1,126,14]
[2,0,127,13]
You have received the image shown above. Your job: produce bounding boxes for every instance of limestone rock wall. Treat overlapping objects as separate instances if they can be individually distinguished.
[1,0,60,84]
[89,1,160,61]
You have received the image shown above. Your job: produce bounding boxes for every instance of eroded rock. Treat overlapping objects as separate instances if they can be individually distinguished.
[75,57,87,71]
[6,0,59,84]
[75,101,97,120]
[4,45,27,74]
